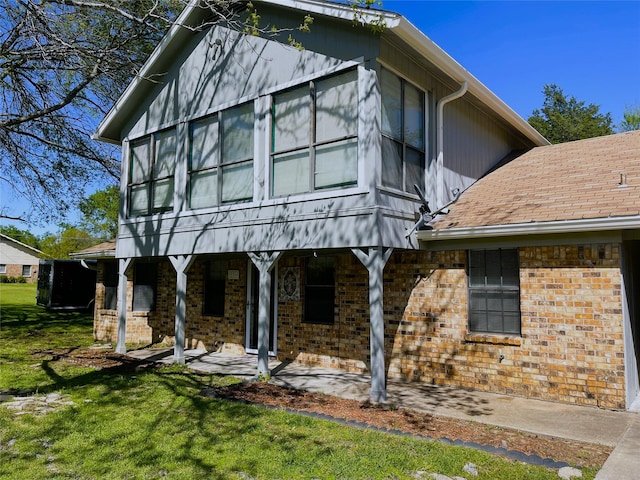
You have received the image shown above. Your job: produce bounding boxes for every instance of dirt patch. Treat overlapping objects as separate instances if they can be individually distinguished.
[32,347,611,469]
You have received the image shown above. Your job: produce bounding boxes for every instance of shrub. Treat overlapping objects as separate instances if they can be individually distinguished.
[0,275,27,283]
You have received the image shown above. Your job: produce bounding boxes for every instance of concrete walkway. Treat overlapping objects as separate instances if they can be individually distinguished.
[126,348,639,478]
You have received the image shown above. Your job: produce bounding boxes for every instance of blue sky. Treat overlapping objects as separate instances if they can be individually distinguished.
[383,0,640,125]
[3,0,639,237]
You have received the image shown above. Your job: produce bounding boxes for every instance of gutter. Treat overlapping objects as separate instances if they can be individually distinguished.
[416,215,640,241]
[436,81,467,206]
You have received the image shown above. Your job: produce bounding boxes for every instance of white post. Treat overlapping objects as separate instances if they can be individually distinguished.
[116,258,132,354]
[169,255,195,365]
[352,247,393,402]
[248,251,282,376]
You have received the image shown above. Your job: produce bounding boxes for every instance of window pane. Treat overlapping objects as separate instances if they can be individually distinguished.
[503,312,521,334]
[316,70,358,143]
[485,250,502,286]
[315,139,357,189]
[103,262,118,310]
[469,251,485,286]
[487,313,503,333]
[272,149,310,196]
[189,170,218,209]
[0,265,6,274]
[129,184,149,216]
[381,69,402,139]
[222,160,253,203]
[307,256,335,285]
[273,86,310,152]
[152,177,174,212]
[406,146,425,192]
[381,137,402,190]
[22,265,31,276]
[154,129,176,179]
[223,103,254,163]
[133,263,157,312]
[190,115,219,171]
[501,249,520,286]
[204,260,226,316]
[305,256,335,324]
[130,138,150,183]
[404,82,424,150]
[469,310,487,332]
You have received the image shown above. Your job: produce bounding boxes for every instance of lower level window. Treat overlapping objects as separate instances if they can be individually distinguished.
[304,256,335,325]
[133,262,157,312]
[103,262,118,310]
[468,249,520,335]
[22,265,31,277]
[203,260,226,316]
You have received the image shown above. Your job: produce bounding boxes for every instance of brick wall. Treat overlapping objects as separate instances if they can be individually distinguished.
[385,245,625,409]
[2,263,38,283]
[92,243,627,408]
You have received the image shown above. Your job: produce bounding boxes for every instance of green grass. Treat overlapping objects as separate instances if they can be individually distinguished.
[0,283,596,479]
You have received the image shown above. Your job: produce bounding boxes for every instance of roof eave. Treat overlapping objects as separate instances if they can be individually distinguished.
[391,17,550,147]
[416,215,640,242]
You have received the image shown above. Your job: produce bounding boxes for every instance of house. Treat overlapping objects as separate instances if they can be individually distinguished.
[91,0,640,410]
[0,233,43,283]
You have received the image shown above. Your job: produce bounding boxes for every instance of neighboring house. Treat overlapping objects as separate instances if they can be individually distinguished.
[90,0,640,410]
[0,233,43,283]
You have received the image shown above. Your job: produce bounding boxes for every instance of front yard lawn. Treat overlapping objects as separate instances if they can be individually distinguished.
[0,283,595,479]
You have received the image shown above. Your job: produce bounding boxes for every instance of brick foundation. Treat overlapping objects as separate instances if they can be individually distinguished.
[93,242,627,409]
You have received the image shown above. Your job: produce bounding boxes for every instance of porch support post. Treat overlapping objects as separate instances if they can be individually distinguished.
[116,258,132,354]
[248,251,282,377]
[169,255,195,365]
[352,247,393,402]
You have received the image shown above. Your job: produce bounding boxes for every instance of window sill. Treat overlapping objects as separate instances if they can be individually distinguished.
[464,333,522,346]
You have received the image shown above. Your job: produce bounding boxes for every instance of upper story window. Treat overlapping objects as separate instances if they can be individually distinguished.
[189,102,254,210]
[271,69,358,197]
[468,249,521,335]
[380,68,425,193]
[128,127,176,217]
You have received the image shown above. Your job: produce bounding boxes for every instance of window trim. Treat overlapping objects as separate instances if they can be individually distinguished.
[467,249,521,336]
[270,69,359,198]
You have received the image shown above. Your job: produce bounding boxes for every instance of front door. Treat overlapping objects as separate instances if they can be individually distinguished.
[246,263,276,355]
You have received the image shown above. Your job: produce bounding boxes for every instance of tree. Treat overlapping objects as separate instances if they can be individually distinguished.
[0,225,41,250]
[618,105,640,132]
[38,226,97,258]
[78,185,119,240]
[2,1,378,225]
[528,84,613,144]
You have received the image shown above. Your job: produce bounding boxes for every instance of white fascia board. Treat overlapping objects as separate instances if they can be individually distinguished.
[391,17,549,147]
[272,0,401,25]
[416,216,640,242]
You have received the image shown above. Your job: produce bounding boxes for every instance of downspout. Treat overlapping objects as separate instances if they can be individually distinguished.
[436,81,468,206]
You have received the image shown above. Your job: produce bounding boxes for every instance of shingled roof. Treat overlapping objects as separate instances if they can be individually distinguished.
[421,130,640,239]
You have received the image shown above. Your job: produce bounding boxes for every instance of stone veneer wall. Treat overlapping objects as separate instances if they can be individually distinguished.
[92,243,626,408]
